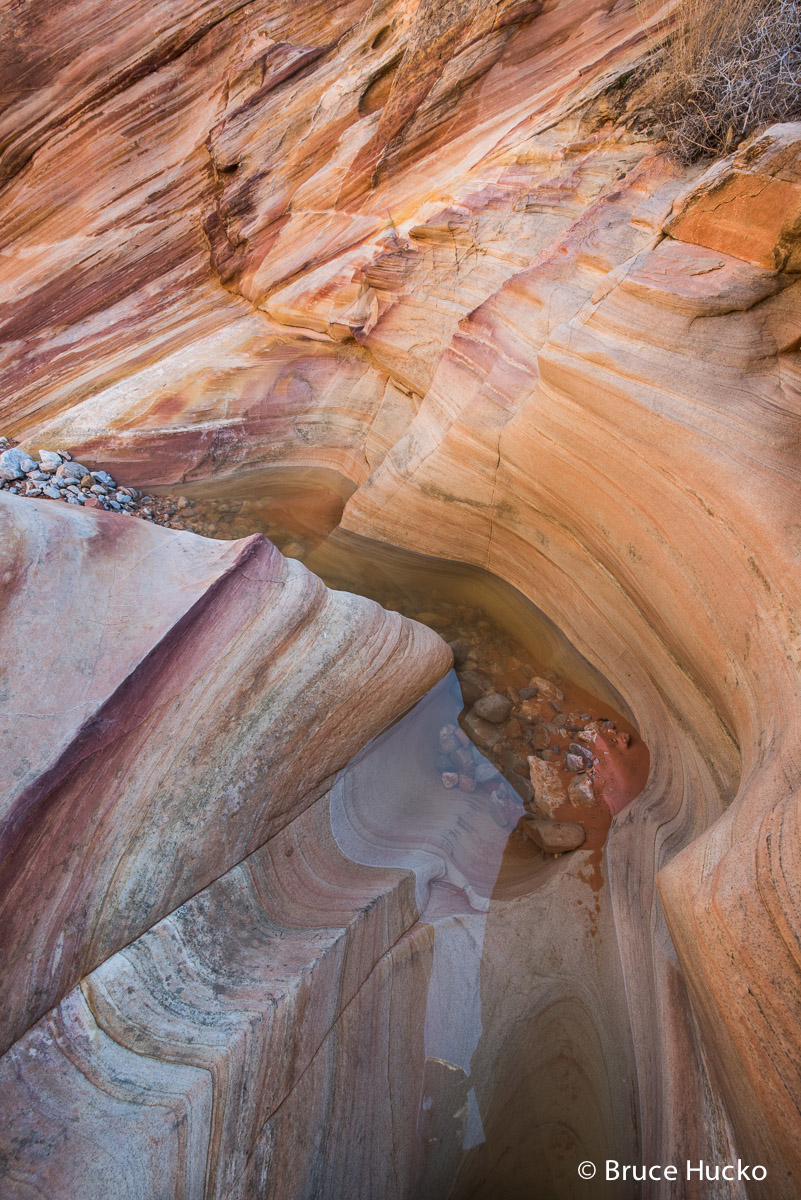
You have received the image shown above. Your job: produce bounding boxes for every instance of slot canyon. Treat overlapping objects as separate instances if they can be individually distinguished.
[1,0,800,1196]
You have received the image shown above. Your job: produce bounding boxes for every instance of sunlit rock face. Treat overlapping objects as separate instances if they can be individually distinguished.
[2,0,801,1194]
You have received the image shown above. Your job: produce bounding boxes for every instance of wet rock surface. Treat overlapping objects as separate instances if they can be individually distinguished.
[411,593,650,859]
[522,818,587,855]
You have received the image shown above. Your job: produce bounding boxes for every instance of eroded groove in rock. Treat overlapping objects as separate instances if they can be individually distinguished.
[342,124,801,1186]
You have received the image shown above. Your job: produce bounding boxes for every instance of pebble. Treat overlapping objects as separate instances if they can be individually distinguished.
[569,742,594,764]
[565,753,586,772]
[488,790,514,829]
[569,774,595,805]
[461,710,504,752]
[457,668,488,708]
[458,774,476,793]
[530,724,551,750]
[0,448,36,480]
[448,639,469,665]
[38,450,62,472]
[472,693,512,724]
[0,438,193,531]
[527,757,568,817]
[522,818,586,854]
[442,772,459,789]
[55,461,89,481]
[439,724,460,754]
[529,676,564,704]
[474,761,499,784]
[450,747,475,776]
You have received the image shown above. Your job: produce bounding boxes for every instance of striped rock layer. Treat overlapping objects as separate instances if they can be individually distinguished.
[1,0,801,1195]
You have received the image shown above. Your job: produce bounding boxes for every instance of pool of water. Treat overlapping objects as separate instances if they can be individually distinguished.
[141,466,650,1196]
[151,471,649,861]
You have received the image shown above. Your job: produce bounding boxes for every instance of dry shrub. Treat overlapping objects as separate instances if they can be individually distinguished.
[642,0,801,161]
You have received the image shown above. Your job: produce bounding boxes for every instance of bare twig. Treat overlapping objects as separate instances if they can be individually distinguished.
[641,0,801,161]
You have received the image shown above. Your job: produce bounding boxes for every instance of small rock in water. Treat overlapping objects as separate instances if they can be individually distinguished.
[457,668,488,708]
[450,747,475,776]
[461,710,505,752]
[569,774,595,805]
[439,724,460,754]
[527,757,568,817]
[458,774,476,793]
[530,724,551,750]
[569,742,594,763]
[516,698,547,724]
[448,639,469,666]
[522,818,586,854]
[474,760,498,784]
[472,693,511,724]
[488,790,515,829]
[442,772,459,789]
[529,676,564,704]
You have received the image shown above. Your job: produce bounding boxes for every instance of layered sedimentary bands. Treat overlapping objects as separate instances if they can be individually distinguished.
[1,0,801,1195]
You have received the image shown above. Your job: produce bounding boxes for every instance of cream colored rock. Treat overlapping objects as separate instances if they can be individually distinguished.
[528,757,569,817]
[522,817,587,854]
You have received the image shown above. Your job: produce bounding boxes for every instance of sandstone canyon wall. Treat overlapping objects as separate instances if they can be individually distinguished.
[1,0,801,1196]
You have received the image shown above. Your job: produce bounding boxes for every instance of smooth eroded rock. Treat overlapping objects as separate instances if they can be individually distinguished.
[522,817,586,854]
